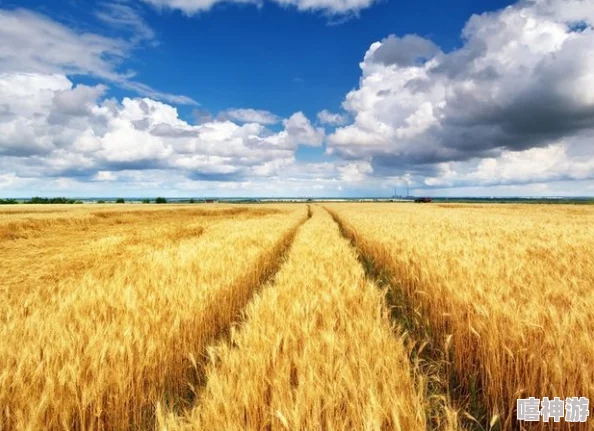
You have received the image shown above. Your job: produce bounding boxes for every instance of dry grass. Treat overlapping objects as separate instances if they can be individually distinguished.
[327,203,594,430]
[0,204,305,431]
[159,206,428,431]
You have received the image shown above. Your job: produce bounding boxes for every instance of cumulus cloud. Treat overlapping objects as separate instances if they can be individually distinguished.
[0,73,327,190]
[423,138,594,188]
[4,0,594,196]
[328,0,594,189]
[279,112,325,147]
[53,84,108,117]
[368,34,441,67]
[219,108,280,125]
[0,8,195,105]
[337,161,373,181]
[141,0,376,16]
[239,112,324,154]
[317,109,348,126]
[192,108,213,125]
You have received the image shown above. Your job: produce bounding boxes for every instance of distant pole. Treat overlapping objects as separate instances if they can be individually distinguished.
[406,185,409,198]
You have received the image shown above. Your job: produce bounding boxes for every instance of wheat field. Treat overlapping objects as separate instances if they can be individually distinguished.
[327,203,594,430]
[1,202,592,430]
[159,206,429,431]
[0,204,306,430]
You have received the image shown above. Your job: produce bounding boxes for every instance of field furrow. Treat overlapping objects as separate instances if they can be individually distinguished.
[0,205,306,431]
[159,206,428,431]
[327,203,594,430]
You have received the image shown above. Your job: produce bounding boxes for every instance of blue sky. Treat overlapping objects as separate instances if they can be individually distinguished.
[8,0,514,119]
[1,0,594,197]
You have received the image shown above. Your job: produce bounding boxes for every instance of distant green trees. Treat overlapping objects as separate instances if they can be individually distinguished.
[142,199,151,204]
[0,198,18,205]
[116,198,125,204]
[27,197,81,204]
[155,197,167,204]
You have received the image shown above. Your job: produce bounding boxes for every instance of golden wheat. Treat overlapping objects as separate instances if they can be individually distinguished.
[4,201,586,431]
[327,203,594,430]
[159,206,428,431]
[0,204,306,431]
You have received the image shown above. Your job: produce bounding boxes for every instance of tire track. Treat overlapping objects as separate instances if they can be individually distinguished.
[324,206,471,431]
[0,206,309,431]
[162,205,312,420]
[159,205,426,431]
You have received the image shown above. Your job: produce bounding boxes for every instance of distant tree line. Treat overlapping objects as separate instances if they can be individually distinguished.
[1,196,214,205]
[28,197,83,204]
[140,197,168,204]
[0,197,86,204]
[0,197,82,204]
[96,198,169,204]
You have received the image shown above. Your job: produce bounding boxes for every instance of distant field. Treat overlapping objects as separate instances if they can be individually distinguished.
[1,203,592,430]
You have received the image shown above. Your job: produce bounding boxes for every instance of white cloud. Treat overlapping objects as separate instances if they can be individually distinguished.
[141,0,377,15]
[271,0,375,14]
[219,108,280,125]
[241,112,325,151]
[0,73,325,190]
[0,72,379,197]
[327,0,594,190]
[317,109,348,126]
[0,173,19,189]
[118,81,197,105]
[95,2,157,45]
[53,84,108,116]
[3,1,594,197]
[141,0,257,16]
[424,139,594,188]
[0,8,195,105]
[283,112,325,147]
[94,171,118,182]
[0,9,124,80]
[368,34,441,67]
[337,161,373,182]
